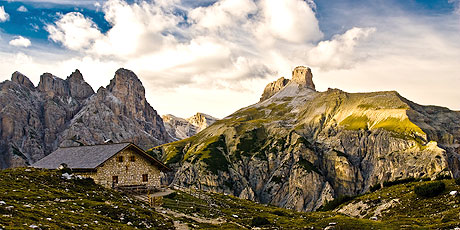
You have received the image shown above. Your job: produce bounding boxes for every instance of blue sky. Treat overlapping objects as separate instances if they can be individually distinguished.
[0,0,459,118]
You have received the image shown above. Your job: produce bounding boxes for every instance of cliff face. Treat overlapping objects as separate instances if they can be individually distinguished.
[154,66,460,212]
[0,69,169,168]
[163,113,218,140]
[58,69,169,149]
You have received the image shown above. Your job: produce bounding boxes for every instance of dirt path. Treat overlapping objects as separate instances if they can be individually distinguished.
[155,206,225,225]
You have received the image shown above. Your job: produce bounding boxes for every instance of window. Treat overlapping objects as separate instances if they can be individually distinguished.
[117,156,124,162]
[129,156,135,162]
[112,176,118,184]
[142,174,148,182]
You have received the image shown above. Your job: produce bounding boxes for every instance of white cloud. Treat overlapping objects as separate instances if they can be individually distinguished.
[307,27,376,70]
[17,5,28,12]
[255,0,322,44]
[46,12,103,50]
[9,36,32,47]
[18,0,378,117]
[3,0,459,118]
[449,0,460,14]
[0,6,9,22]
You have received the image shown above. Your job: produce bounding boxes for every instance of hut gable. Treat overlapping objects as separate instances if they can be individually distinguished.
[32,143,169,188]
[32,143,169,172]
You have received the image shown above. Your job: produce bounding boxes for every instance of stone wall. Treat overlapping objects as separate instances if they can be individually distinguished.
[77,147,161,188]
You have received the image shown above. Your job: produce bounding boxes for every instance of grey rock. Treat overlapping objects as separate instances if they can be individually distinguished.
[292,66,315,90]
[163,113,217,140]
[11,71,34,90]
[0,68,169,168]
[57,68,169,150]
[260,77,290,102]
[67,69,94,99]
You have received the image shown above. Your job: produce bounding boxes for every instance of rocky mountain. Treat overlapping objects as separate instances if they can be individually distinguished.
[152,66,460,212]
[162,113,218,140]
[0,69,169,169]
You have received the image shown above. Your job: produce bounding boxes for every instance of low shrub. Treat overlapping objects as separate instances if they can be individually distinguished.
[414,181,445,197]
[370,183,381,192]
[435,174,452,180]
[383,177,415,187]
[164,192,177,199]
[455,177,460,185]
[272,210,287,216]
[251,216,271,227]
[318,195,355,211]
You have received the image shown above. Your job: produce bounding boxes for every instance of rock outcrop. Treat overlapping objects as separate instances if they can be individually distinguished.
[163,113,218,140]
[11,71,34,90]
[0,68,169,168]
[260,77,290,102]
[154,66,460,212]
[58,68,169,149]
[292,66,315,90]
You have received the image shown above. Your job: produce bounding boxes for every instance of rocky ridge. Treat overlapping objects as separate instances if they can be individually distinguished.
[162,113,218,140]
[153,66,460,212]
[0,69,169,168]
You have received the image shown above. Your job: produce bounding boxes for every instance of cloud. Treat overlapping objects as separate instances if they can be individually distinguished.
[255,0,322,43]
[0,6,9,22]
[17,5,28,12]
[449,0,460,14]
[46,12,103,50]
[307,27,376,70]
[9,36,32,47]
[4,0,459,118]
[29,0,376,117]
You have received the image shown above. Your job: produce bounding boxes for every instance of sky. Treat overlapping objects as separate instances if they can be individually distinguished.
[0,0,459,118]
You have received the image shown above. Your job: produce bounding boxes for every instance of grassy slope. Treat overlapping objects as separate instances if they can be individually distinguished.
[0,168,174,229]
[162,189,390,230]
[1,168,459,229]
[153,90,431,171]
[162,179,460,229]
[337,178,460,229]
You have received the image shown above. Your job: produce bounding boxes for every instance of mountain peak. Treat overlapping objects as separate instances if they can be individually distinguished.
[108,68,144,94]
[66,69,94,99]
[37,72,69,98]
[11,71,34,90]
[67,69,83,82]
[292,66,315,90]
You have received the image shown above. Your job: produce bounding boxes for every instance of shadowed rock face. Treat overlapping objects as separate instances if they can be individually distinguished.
[0,68,169,169]
[156,66,460,212]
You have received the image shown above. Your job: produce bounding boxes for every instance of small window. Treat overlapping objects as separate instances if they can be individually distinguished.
[117,156,124,162]
[142,174,148,182]
[129,156,135,162]
[112,176,118,184]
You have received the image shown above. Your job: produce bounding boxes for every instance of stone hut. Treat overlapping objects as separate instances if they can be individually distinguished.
[32,142,170,189]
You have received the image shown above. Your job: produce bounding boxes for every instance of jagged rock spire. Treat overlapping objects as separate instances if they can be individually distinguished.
[11,71,35,90]
[292,66,315,90]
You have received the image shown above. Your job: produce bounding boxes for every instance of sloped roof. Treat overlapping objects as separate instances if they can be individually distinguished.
[32,142,170,172]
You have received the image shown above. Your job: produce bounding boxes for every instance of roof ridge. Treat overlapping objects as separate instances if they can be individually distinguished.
[57,142,132,149]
